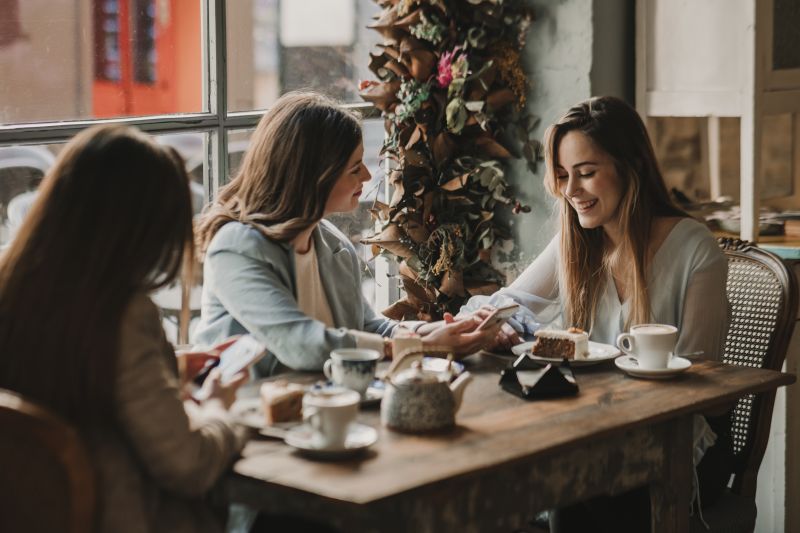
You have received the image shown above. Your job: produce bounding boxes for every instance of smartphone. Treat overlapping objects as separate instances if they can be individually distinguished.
[217,335,267,383]
[476,304,519,331]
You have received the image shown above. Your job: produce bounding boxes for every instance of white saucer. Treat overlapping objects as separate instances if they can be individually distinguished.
[284,423,378,459]
[511,340,621,367]
[614,355,692,379]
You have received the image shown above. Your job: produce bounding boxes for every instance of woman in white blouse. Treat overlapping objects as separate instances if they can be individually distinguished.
[484,96,732,531]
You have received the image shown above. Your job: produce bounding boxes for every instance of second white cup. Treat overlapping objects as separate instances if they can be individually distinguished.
[302,388,360,450]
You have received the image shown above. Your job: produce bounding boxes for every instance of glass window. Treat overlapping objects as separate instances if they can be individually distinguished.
[0,0,203,124]
[0,1,385,343]
[226,0,381,112]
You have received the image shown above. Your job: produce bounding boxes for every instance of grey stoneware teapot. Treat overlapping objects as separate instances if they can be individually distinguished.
[380,352,473,433]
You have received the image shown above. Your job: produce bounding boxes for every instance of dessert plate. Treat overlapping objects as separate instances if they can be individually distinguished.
[614,355,692,379]
[510,340,621,366]
[285,423,378,460]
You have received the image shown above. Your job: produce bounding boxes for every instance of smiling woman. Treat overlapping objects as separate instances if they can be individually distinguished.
[468,96,733,533]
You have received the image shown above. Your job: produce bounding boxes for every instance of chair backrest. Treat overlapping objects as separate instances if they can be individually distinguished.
[0,388,95,533]
[718,237,798,498]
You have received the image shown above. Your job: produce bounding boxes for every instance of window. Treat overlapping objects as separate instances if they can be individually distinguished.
[0,0,382,343]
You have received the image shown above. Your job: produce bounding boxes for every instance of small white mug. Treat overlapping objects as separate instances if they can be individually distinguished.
[302,388,360,450]
[616,324,678,370]
[323,348,381,396]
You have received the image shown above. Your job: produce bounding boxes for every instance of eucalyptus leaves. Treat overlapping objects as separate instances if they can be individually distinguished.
[360,0,537,320]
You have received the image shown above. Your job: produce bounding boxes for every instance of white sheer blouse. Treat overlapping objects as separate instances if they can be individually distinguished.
[502,218,730,361]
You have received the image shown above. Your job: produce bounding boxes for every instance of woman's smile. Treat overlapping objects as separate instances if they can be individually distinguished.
[573,198,598,212]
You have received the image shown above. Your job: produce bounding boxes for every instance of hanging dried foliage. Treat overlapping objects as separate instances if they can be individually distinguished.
[360,0,540,320]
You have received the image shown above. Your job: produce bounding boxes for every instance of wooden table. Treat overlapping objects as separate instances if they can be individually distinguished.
[221,354,794,533]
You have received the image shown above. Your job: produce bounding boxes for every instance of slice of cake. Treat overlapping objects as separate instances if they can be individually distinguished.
[531,327,589,360]
[259,380,304,425]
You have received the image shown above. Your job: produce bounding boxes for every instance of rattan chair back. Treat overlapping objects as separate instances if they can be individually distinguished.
[719,237,797,498]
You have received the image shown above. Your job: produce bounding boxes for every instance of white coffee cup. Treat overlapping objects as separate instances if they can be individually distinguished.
[323,348,381,396]
[616,324,678,370]
[302,388,360,450]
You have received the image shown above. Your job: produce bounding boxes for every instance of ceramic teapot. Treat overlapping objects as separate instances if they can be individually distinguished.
[380,354,473,432]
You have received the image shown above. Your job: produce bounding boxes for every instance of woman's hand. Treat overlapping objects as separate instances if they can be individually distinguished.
[196,368,249,410]
[175,336,241,386]
[421,313,501,356]
[492,323,521,352]
[464,306,521,352]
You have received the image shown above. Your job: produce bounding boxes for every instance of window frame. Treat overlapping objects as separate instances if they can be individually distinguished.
[0,0,374,202]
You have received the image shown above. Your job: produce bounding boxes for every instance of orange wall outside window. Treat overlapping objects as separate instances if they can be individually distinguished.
[92,0,201,117]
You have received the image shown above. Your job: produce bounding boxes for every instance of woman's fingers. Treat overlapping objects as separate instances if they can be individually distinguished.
[502,324,520,346]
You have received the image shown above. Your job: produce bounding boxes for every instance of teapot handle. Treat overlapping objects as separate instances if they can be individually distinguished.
[383,348,427,382]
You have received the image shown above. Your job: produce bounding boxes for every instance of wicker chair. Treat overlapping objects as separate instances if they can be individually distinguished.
[690,238,798,532]
[0,388,95,533]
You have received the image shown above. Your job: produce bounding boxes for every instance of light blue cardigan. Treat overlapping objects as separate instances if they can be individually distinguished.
[192,220,397,376]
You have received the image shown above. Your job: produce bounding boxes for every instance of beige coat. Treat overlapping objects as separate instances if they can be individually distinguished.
[85,293,248,533]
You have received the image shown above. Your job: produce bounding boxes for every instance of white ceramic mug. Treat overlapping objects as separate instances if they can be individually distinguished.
[302,388,360,449]
[323,348,381,396]
[616,324,678,370]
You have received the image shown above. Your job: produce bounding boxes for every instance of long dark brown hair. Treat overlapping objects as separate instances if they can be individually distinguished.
[0,125,193,425]
[195,91,362,254]
[543,96,687,331]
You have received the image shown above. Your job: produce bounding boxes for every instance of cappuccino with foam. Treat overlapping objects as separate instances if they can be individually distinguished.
[616,324,678,370]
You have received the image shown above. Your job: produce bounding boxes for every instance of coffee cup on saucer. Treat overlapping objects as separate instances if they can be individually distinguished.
[616,324,678,370]
[323,348,381,396]
[302,388,360,450]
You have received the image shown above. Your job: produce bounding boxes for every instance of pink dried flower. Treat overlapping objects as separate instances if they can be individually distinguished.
[436,47,461,88]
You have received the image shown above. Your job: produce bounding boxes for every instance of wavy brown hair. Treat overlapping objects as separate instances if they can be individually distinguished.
[196,91,362,254]
[543,96,687,331]
[0,125,193,425]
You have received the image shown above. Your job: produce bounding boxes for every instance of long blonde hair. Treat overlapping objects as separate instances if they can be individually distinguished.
[543,96,687,331]
[196,91,362,255]
[0,125,193,425]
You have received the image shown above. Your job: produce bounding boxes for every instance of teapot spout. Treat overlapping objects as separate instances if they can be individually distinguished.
[449,371,473,412]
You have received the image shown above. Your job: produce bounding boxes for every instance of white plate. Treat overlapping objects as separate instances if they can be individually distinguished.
[285,422,378,459]
[510,340,621,366]
[614,355,692,379]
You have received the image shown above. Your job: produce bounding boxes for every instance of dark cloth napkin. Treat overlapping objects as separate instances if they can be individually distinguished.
[499,354,579,400]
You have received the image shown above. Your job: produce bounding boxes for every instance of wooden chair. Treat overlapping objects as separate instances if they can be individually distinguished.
[0,388,95,533]
[690,238,798,532]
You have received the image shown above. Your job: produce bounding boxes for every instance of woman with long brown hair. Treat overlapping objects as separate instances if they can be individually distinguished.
[482,96,731,531]
[193,91,498,376]
[0,125,248,533]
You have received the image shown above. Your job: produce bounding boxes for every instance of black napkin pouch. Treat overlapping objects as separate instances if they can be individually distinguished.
[499,354,579,399]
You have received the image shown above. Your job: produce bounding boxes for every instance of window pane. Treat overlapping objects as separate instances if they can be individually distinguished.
[226,0,381,112]
[0,0,203,124]
[225,119,385,304]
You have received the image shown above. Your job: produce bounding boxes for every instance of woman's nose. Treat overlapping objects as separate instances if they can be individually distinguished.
[361,165,372,183]
[563,175,581,198]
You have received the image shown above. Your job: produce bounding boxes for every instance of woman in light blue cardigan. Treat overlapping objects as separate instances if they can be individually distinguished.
[193,92,497,377]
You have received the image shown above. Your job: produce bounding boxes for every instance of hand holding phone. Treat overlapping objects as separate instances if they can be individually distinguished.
[216,334,267,383]
[476,304,519,331]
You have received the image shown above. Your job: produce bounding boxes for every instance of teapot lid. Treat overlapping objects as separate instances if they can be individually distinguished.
[393,360,441,385]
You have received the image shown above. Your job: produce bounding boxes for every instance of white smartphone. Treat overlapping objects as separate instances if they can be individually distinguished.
[476,303,519,331]
[217,335,267,383]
